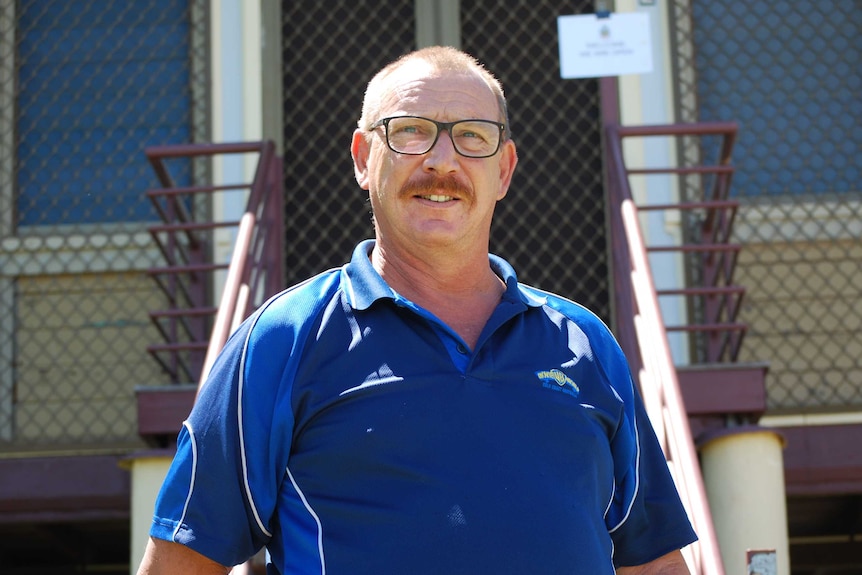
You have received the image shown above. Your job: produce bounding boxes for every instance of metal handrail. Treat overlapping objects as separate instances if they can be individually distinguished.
[194,143,284,393]
[621,199,725,574]
[605,122,740,574]
[145,141,284,386]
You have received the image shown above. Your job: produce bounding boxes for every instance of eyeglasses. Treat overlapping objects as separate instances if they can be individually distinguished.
[369,116,506,158]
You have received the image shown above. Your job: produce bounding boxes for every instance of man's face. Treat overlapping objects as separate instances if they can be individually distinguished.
[352,62,517,255]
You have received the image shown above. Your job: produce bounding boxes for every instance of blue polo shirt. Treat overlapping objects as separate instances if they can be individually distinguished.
[150,240,696,574]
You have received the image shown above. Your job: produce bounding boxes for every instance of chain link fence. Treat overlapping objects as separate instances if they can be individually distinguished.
[462,1,609,319]
[670,0,862,411]
[2,0,609,453]
[282,0,416,287]
[0,0,208,451]
[11,0,840,446]
[282,0,609,322]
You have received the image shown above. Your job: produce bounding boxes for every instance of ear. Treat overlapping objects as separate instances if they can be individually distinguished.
[495,139,518,201]
[351,129,372,190]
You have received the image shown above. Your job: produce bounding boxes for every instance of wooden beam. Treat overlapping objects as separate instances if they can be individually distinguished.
[135,384,196,443]
[0,455,129,523]
[677,362,768,417]
[783,424,862,496]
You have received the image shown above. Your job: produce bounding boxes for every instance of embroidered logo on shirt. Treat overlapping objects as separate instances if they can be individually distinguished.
[535,369,580,398]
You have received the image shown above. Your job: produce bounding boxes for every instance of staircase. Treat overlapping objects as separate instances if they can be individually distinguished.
[604,121,762,575]
[137,142,284,445]
[144,141,284,390]
[140,141,284,574]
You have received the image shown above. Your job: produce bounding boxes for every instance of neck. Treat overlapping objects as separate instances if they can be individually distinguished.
[371,240,504,349]
[372,239,497,297]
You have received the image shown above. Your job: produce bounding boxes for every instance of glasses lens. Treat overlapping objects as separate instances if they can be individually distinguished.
[450,120,501,157]
[385,117,438,155]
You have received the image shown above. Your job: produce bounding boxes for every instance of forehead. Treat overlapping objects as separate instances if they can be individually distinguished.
[376,61,498,121]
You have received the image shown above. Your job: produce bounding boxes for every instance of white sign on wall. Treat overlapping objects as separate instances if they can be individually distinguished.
[558,12,653,79]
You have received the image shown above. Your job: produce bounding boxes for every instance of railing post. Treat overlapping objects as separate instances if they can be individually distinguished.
[701,428,790,575]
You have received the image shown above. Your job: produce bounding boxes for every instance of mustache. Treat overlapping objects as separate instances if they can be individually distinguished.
[400,175,471,197]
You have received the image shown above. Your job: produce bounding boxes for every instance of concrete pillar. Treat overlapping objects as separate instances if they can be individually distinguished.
[124,451,173,575]
[700,426,790,575]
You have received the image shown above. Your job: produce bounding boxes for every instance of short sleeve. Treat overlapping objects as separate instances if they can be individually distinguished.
[607,365,698,566]
[149,299,301,566]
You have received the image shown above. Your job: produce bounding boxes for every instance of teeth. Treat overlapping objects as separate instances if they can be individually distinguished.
[423,195,453,202]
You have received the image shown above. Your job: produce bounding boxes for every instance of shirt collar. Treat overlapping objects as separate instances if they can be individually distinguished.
[342,239,546,311]
[342,240,394,310]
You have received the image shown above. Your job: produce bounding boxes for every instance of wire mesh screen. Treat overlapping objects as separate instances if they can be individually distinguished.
[670,0,862,411]
[462,0,608,319]
[14,1,195,226]
[281,0,609,322]
[0,0,208,450]
[282,0,416,282]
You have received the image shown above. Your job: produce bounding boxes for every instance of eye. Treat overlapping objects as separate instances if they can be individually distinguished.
[459,130,483,140]
[388,118,434,137]
[454,123,493,143]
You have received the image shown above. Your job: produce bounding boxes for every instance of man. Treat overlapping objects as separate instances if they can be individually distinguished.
[138,46,697,574]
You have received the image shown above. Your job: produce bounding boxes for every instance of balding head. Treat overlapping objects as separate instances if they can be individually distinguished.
[358,46,511,139]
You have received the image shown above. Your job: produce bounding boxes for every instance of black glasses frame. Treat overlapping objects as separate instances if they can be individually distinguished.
[369,116,506,158]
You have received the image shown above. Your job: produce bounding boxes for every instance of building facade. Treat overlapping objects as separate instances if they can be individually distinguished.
[0,1,859,573]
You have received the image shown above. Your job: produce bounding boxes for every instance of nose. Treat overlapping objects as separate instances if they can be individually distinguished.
[423,129,459,173]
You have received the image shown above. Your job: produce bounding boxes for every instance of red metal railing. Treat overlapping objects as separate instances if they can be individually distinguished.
[605,122,743,575]
[609,123,746,365]
[145,141,284,388]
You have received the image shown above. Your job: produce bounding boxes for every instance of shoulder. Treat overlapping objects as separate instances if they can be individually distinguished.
[518,283,634,395]
[195,268,345,398]
[248,268,344,338]
[207,268,344,387]
[520,283,619,347]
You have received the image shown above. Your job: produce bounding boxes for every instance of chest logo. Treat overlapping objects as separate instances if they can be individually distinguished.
[535,369,580,398]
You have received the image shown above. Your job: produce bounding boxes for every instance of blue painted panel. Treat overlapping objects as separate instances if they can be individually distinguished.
[692,0,860,196]
[17,0,193,225]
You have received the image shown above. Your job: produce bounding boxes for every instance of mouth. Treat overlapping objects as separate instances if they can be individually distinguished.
[403,176,470,203]
[418,194,456,203]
